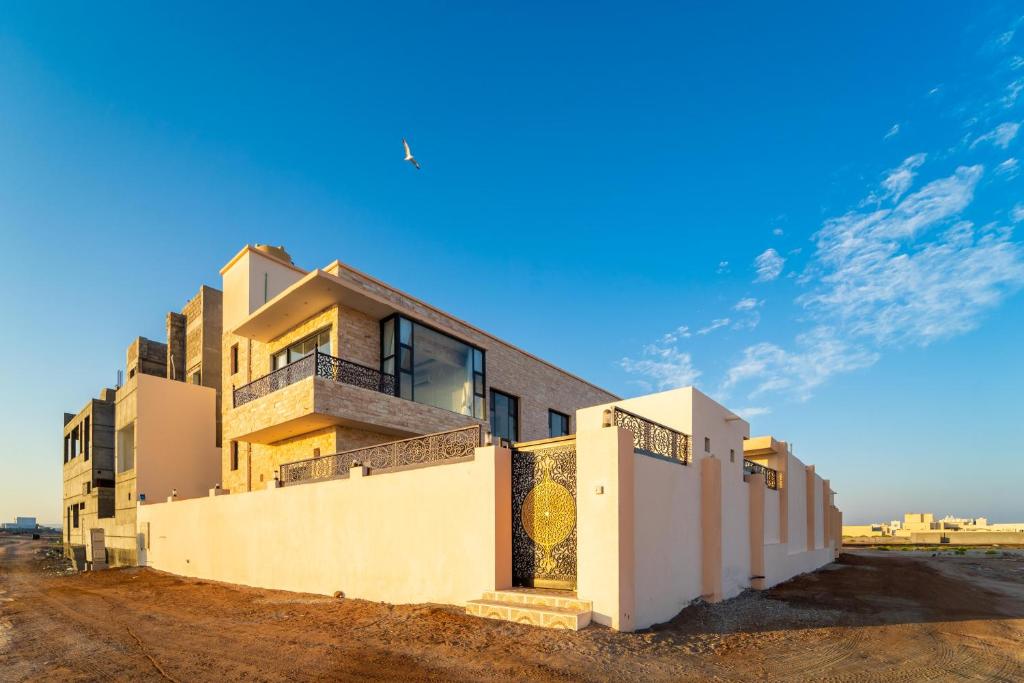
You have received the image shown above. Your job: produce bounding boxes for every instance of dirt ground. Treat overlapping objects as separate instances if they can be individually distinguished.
[2,536,1023,682]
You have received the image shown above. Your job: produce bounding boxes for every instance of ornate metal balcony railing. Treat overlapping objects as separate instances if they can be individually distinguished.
[608,407,691,465]
[743,459,780,490]
[279,425,484,486]
[233,351,395,407]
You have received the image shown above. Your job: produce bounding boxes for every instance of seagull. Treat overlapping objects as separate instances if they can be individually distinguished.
[402,138,421,170]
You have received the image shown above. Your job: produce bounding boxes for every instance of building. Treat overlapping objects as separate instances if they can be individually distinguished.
[1,517,38,531]
[63,243,842,631]
[219,244,616,492]
[843,513,1024,540]
[62,288,222,568]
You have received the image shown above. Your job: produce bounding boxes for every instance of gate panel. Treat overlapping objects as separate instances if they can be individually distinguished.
[511,438,577,590]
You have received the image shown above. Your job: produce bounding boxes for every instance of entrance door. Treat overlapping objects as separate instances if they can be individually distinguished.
[511,437,577,590]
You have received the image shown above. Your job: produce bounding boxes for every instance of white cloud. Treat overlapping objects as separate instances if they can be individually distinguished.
[799,165,1024,346]
[928,86,942,96]
[884,123,900,140]
[1012,204,1024,223]
[879,153,927,203]
[996,157,1020,177]
[1003,79,1024,107]
[716,260,730,274]
[721,327,879,402]
[733,297,761,311]
[753,248,785,282]
[620,347,700,391]
[734,406,771,419]
[697,318,731,335]
[772,227,784,236]
[659,325,691,344]
[972,122,1020,149]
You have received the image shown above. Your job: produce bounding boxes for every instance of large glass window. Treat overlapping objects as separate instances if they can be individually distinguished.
[548,410,570,438]
[380,315,486,418]
[491,390,519,442]
[272,329,330,370]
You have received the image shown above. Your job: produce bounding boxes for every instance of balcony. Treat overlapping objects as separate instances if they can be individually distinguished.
[228,351,483,444]
[234,352,393,408]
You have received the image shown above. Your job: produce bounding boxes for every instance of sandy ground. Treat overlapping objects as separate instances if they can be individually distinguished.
[2,536,1023,682]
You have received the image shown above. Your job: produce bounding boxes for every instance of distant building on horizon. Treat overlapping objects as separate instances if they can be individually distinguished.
[1,516,38,531]
[844,512,1024,538]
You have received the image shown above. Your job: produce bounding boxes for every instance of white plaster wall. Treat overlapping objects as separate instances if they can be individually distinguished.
[138,449,504,606]
[136,374,221,503]
[786,454,808,554]
[764,488,781,544]
[632,453,701,628]
[764,543,834,588]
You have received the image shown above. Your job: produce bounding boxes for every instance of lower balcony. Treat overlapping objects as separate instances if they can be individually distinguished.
[227,352,484,444]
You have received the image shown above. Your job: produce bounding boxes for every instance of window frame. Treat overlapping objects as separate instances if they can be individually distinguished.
[230,442,239,471]
[271,328,331,371]
[379,314,486,418]
[230,343,239,375]
[548,409,570,438]
[490,389,520,443]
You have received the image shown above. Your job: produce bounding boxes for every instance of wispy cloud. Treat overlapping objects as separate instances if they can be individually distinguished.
[659,325,691,343]
[697,318,731,335]
[884,123,900,140]
[734,297,761,311]
[772,227,784,236]
[878,153,927,203]
[734,406,771,420]
[972,122,1020,149]
[620,346,700,391]
[1003,79,1024,107]
[721,327,879,401]
[1012,204,1024,223]
[996,157,1020,177]
[716,260,730,274]
[753,248,785,282]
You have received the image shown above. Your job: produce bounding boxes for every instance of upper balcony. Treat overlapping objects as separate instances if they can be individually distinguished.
[227,351,484,444]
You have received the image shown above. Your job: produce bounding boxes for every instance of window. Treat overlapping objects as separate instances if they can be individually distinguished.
[490,390,519,442]
[549,410,570,438]
[704,436,711,453]
[230,442,239,471]
[230,344,239,374]
[272,329,330,370]
[380,315,486,418]
[72,505,79,528]
[129,368,136,379]
[70,427,80,459]
[730,448,735,463]
[117,423,136,473]
[64,434,70,463]
[83,417,90,461]
[188,368,201,385]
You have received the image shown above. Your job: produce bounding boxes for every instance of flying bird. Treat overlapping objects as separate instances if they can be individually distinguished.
[402,138,421,170]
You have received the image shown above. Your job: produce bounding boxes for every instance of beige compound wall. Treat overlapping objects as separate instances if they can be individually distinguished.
[138,446,511,606]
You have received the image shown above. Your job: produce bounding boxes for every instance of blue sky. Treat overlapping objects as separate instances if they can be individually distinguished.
[1,3,1022,525]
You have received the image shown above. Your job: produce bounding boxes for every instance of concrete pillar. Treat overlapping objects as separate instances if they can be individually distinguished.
[777,444,790,544]
[475,444,512,592]
[805,464,816,552]
[166,312,187,381]
[747,472,766,590]
[577,426,635,632]
[701,456,723,602]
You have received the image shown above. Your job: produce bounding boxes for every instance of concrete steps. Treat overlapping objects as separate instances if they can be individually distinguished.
[466,589,592,630]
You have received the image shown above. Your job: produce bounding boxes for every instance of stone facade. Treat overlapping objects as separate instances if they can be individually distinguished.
[221,249,619,494]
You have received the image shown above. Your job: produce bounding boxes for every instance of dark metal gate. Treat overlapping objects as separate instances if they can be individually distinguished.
[511,437,577,590]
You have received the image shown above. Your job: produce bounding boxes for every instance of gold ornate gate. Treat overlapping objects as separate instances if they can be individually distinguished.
[512,437,577,590]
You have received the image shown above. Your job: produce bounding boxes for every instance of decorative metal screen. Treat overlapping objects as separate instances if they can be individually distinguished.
[512,438,577,590]
[234,351,395,407]
[743,459,780,490]
[612,407,692,464]
[279,425,483,486]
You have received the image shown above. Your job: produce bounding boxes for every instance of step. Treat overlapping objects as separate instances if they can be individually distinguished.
[482,588,593,612]
[466,599,591,630]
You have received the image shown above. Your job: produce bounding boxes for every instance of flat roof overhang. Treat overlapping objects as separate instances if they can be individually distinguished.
[743,435,783,457]
[233,270,395,342]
